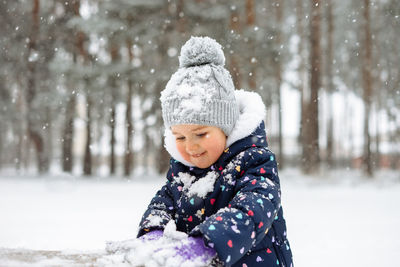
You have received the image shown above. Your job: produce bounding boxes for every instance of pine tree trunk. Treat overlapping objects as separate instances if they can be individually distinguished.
[374,103,381,169]
[362,0,373,177]
[124,41,134,177]
[389,112,399,170]
[302,0,321,174]
[45,106,52,170]
[154,85,170,174]
[176,0,185,33]
[325,0,335,168]
[28,129,48,172]
[156,137,170,174]
[61,0,82,173]
[229,8,242,89]
[296,0,308,164]
[109,42,120,176]
[15,88,27,170]
[16,129,23,171]
[62,93,75,172]
[124,80,134,177]
[26,0,49,173]
[246,0,257,91]
[0,122,3,169]
[110,88,116,175]
[274,0,284,168]
[83,91,92,176]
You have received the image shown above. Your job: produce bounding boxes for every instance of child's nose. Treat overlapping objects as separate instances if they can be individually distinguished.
[186,141,200,153]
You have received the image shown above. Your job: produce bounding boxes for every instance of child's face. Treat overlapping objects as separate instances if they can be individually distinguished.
[171,124,227,169]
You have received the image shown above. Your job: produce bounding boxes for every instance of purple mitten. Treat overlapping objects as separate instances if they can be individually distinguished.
[175,236,216,262]
[140,230,163,242]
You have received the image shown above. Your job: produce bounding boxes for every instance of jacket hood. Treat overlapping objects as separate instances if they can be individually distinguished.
[164,90,267,167]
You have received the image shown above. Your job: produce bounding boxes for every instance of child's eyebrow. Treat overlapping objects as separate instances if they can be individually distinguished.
[191,126,207,132]
[172,126,207,135]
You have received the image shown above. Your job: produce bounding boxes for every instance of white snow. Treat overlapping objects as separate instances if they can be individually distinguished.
[0,174,163,251]
[175,172,196,190]
[0,169,399,266]
[175,171,219,198]
[105,221,211,267]
[187,171,218,198]
[163,221,188,241]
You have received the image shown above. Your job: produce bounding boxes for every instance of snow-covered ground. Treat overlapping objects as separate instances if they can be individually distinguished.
[0,169,399,266]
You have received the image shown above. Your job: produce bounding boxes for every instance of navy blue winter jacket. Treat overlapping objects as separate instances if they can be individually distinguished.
[138,91,293,266]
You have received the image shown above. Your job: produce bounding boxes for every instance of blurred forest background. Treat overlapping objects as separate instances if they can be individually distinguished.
[0,0,399,178]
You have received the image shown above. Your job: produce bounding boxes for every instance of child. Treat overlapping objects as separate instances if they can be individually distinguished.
[137,36,293,267]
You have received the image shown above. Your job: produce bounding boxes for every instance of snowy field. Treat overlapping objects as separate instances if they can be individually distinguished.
[0,169,399,266]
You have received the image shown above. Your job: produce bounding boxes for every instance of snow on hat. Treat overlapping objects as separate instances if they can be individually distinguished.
[160,36,239,136]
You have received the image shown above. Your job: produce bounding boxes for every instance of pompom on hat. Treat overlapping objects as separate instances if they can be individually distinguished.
[160,36,239,136]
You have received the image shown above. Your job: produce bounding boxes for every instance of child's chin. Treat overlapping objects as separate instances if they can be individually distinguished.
[191,160,212,169]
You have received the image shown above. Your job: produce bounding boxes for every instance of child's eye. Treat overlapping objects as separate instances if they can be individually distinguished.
[176,136,185,141]
[196,132,207,137]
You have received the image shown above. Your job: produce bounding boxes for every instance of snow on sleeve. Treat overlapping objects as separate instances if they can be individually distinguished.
[140,203,172,231]
[147,213,164,227]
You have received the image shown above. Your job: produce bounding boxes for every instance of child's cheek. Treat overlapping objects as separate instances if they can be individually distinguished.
[176,143,184,154]
[176,143,190,160]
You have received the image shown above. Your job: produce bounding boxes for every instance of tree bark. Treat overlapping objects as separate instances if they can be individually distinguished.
[83,90,92,176]
[325,0,335,168]
[26,0,49,173]
[176,0,185,33]
[229,8,242,89]
[246,0,257,91]
[0,128,2,169]
[71,0,93,176]
[374,102,381,169]
[62,93,75,172]
[124,40,134,177]
[110,89,116,175]
[296,0,308,163]
[274,0,284,168]
[302,0,321,174]
[156,137,171,174]
[45,106,52,170]
[109,43,120,176]
[362,0,373,177]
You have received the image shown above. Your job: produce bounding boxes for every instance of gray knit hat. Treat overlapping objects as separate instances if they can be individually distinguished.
[160,36,239,136]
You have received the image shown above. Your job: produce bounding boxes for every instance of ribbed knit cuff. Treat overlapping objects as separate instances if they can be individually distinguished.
[162,98,239,136]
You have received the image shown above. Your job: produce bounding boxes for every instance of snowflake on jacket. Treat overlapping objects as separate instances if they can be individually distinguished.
[138,91,293,267]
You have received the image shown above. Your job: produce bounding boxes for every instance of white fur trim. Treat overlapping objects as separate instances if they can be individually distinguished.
[164,128,195,167]
[164,90,266,166]
[226,90,266,147]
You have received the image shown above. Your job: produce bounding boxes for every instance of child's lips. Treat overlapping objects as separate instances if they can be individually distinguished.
[191,152,206,158]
